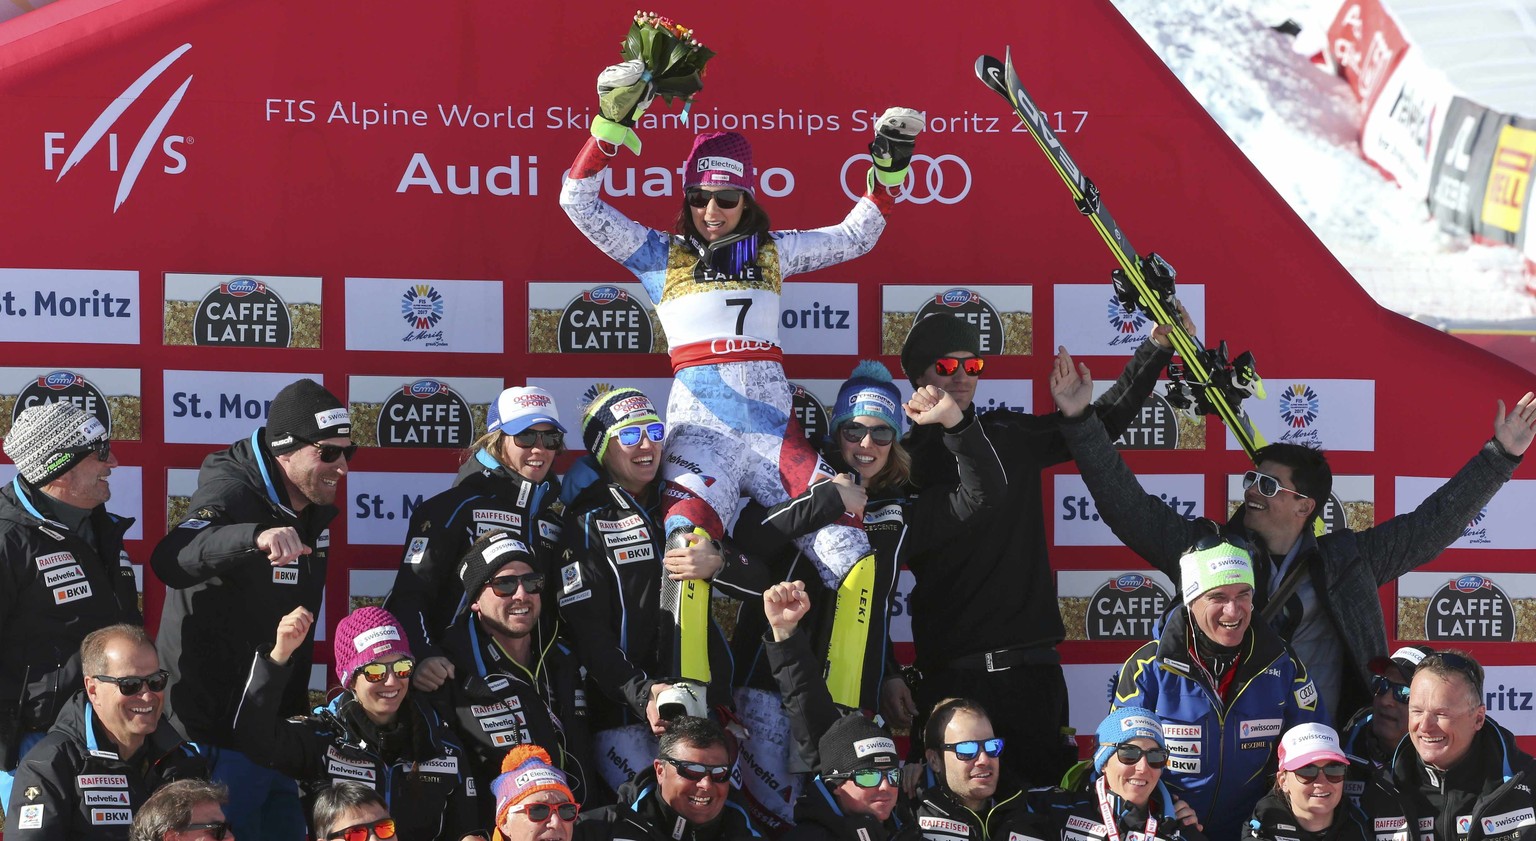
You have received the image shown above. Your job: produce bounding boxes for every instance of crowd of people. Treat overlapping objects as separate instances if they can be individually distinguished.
[4,56,1536,841]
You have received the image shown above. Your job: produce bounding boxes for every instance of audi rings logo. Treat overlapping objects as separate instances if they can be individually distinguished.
[840,153,972,204]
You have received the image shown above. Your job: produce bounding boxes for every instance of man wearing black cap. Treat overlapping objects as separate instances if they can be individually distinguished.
[0,401,141,809]
[437,530,591,814]
[897,313,1174,785]
[1341,645,1431,805]
[150,377,351,841]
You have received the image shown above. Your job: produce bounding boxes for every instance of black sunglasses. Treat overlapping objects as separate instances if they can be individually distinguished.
[93,670,170,695]
[510,429,564,450]
[829,767,901,788]
[297,438,357,463]
[1291,762,1348,783]
[183,822,233,840]
[659,756,732,783]
[838,422,896,446]
[488,572,545,596]
[1188,531,1256,557]
[934,356,985,377]
[509,802,580,822]
[1242,469,1308,499]
[686,188,744,210]
[70,439,112,462]
[1371,674,1411,705]
[1112,743,1169,768]
[943,738,1004,760]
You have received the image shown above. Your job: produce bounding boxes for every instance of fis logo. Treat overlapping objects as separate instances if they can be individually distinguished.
[401,285,445,330]
[1106,298,1149,334]
[1278,384,1321,429]
[44,43,193,212]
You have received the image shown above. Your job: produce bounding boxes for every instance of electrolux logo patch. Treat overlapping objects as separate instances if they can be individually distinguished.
[15,371,113,436]
[558,285,653,353]
[43,43,193,212]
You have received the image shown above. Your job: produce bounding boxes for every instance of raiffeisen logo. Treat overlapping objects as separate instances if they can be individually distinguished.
[43,43,194,212]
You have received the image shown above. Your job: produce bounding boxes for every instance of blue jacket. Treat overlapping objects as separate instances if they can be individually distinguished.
[1111,606,1325,841]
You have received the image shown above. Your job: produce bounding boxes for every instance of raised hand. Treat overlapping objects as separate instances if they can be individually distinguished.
[763,580,811,641]
[1494,392,1536,457]
[271,606,315,666]
[1049,346,1094,419]
[904,384,962,429]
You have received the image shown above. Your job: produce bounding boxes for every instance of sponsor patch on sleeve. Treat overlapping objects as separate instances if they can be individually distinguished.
[36,551,76,570]
[179,518,212,530]
[559,590,593,607]
[43,565,86,587]
[539,520,561,542]
[406,537,429,564]
[561,562,583,594]
[272,566,299,585]
[54,581,94,604]
[18,804,44,829]
[316,528,331,549]
[612,544,655,565]
[1295,680,1318,710]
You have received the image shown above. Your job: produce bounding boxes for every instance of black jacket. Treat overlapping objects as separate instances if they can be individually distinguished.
[732,415,1004,711]
[574,766,761,840]
[1245,790,1370,841]
[5,691,207,841]
[557,459,764,730]
[1360,717,1536,841]
[1340,706,1398,808]
[232,652,481,841]
[0,479,139,768]
[384,450,563,657]
[437,613,593,809]
[901,339,1169,665]
[1025,779,1209,841]
[782,775,920,841]
[151,430,336,747]
[911,768,1034,841]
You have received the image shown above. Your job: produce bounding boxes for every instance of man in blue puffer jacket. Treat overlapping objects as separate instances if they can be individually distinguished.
[1111,536,1325,841]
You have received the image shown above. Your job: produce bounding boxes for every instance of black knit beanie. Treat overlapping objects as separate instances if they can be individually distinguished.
[459,530,537,598]
[816,713,899,775]
[265,378,349,454]
[900,314,982,387]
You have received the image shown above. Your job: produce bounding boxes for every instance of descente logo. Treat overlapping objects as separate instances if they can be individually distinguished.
[44,43,193,212]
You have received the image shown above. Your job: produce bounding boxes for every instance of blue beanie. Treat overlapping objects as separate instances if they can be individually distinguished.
[831,361,903,435]
[1093,707,1165,774]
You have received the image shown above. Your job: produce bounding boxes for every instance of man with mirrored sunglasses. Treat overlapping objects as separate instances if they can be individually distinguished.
[9,625,207,841]
[436,531,591,816]
[1053,345,1536,725]
[782,712,916,841]
[573,716,759,840]
[897,313,1178,788]
[0,401,143,808]
[910,697,1035,841]
[151,378,352,840]
[385,386,567,695]
[1339,646,1432,806]
[128,779,231,841]
[558,388,767,799]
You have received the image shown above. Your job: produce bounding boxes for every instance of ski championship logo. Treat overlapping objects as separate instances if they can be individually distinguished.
[400,284,447,346]
[1278,384,1321,428]
[1462,508,1492,544]
[1104,296,1150,347]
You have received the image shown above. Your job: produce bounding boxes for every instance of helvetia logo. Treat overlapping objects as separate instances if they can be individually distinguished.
[44,43,193,212]
[401,285,445,329]
[1278,384,1321,429]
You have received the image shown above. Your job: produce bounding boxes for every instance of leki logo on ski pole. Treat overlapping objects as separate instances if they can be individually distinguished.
[840,153,972,204]
[43,43,194,212]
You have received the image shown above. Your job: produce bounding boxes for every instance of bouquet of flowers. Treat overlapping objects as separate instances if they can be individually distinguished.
[608,11,714,121]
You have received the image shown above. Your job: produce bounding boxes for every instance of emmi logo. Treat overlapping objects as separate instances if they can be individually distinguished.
[44,43,193,212]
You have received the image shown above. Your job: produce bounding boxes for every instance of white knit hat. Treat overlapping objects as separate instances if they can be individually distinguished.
[4,402,108,485]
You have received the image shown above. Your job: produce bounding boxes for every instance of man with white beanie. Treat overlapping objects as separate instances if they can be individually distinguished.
[1110,535,1325,841]
[0,401,140,808]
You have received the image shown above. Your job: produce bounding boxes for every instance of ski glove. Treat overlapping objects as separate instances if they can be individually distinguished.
[594,59,654,155]
[868,106,925,189]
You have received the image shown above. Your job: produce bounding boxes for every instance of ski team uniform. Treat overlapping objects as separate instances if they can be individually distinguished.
[233,651,482,840]
[437,609,592,813]
[1360,718,1536,841]
[559,172,887,589]
[1024,779,1209,841]
[1111,607,1326,841]
[384,450,563,657]
[0,478,140,772]
[557,455,765,793]
[6,692,206,841]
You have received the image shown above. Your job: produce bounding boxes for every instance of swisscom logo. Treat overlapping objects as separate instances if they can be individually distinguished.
[44,43,193,212]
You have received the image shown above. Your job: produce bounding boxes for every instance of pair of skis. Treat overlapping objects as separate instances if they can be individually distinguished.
[975,50,1268,460]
